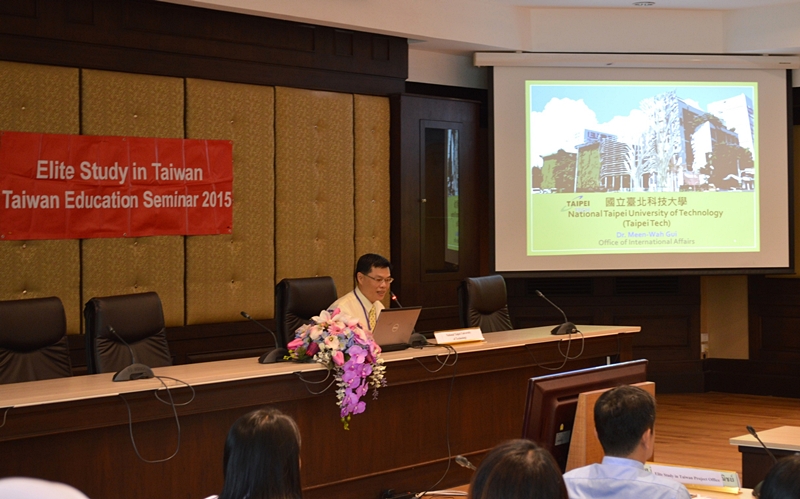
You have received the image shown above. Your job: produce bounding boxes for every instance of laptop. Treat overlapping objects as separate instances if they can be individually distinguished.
[371,307,422,352]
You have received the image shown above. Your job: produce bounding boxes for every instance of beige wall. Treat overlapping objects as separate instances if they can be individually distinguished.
[0,61,390,333]
[701,275,749,359]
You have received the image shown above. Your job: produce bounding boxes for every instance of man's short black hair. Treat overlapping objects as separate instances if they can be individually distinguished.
[594,385,656,457]
[354,253,391,279]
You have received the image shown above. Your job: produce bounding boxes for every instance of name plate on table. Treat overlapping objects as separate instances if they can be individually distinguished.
[645,463,741,494]
[433,328,484,345]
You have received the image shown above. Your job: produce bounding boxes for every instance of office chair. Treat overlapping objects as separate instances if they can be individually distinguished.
[275,277,338,349]
[83,292,172,375]
[0,296,72,384]
[458,274,514,333]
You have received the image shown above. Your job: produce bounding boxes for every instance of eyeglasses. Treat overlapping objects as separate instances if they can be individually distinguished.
[362,274,394,285]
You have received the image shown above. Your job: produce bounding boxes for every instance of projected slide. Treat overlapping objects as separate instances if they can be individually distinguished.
[525,81,758,256]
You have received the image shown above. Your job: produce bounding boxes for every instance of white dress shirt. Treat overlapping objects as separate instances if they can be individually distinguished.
[328,287,384,331]
[563,456,692,499]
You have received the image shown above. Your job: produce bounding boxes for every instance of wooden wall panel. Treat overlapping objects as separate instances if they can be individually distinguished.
[0,61,81,334]
[0,0,407,96]
[507,276,703,393]
[274,87,354,297]
[184,79,275,323]
[0,2,398,363]
[749,275,800,363]
[354,95,391,263]
[79,69,185,326]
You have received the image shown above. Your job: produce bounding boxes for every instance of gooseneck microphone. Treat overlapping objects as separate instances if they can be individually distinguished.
[747,425,778,498]
[390,292,402,308]
[455,455,477,471]
[241,311,288,364]
[747,425,778,463]
[108,326,155,382]
[535,290,578,336]
[391,292,427,347]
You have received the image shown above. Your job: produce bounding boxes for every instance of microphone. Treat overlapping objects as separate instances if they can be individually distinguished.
[241,311,288,364]
[747,425,778,463]
[390,292,427,348]
[747,425,777,498]
[455,455,477,471]
[390,292,402,308]
[535,290,578,336]
[108,326,155,382]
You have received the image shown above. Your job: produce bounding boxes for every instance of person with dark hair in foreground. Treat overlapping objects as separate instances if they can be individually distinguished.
[469,439,568,499]
[758,454,800,499]
[206,407,302,499]
[329,253,393,331]
[563,385,691,499]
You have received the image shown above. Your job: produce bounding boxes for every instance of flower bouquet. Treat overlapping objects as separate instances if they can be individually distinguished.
[287,308,387,430]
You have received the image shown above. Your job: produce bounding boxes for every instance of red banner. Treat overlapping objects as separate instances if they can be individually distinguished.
[0,131,233,240]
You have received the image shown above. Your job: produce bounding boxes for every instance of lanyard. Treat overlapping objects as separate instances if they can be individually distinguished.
[355,288,371,327]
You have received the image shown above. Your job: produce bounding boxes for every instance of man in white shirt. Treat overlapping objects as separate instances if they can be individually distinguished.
[329,253,392,331]
[563,385,691,499]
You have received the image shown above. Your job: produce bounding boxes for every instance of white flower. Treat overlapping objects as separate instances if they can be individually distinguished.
[312,309,333,323]
[308,324,325,340]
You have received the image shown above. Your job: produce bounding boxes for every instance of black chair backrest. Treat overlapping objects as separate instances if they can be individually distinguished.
[458,275,514,333]
[275,277,338,349]
[83,292,172,374]
[0,296,72,384]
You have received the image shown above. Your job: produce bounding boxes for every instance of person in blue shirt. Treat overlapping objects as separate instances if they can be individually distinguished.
[563,385,691,499]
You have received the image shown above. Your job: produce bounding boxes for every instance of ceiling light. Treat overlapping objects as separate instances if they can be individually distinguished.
[633,1,655,5]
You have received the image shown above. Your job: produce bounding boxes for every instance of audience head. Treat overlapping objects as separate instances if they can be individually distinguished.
[219,407,302,499]
[594,385,656,459]
[758,454,800,499]
[469,439,568,499]
[0,478,89,499]
[354,253,392,303]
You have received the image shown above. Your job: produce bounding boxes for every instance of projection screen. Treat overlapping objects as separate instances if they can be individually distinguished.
[480,54,796,275]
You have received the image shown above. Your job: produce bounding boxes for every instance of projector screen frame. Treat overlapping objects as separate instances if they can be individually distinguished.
[483,53,795,278]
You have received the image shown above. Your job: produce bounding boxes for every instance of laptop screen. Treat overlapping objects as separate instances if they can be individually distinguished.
[371,307,421,351]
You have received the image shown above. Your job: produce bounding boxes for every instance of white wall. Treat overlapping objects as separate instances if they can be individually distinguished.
[528,8,725,54]
[165,0,800,88]
[408,50,489,89]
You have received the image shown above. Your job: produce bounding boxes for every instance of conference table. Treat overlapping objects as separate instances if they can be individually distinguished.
[0,325,638,499]
[730,426,800,488]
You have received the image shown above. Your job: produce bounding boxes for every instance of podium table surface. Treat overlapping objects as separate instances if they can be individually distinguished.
[730,425,800,488]
[0,325,638,408]
[730,426,800,452]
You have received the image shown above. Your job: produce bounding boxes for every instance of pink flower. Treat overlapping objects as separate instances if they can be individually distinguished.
[287,338,304,350]
[306,342,319,356]
[332,350,345,366]
[353,328,369,345]
[370,342,382,357]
